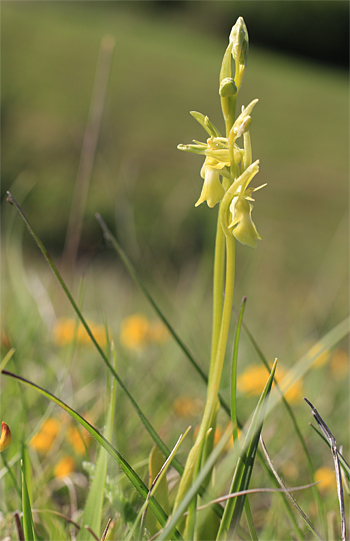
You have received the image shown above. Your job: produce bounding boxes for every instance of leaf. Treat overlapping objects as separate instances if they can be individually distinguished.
[77,342,118,541]
[2,369,182,540]
[158,426,233,541]
[216,359,278,540]
[21,457,36,541]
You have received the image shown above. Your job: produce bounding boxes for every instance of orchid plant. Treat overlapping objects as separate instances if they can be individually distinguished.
[174,19,266,528]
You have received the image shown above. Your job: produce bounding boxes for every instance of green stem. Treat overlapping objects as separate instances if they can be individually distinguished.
[174,229,235,512]
[209,214,225,381]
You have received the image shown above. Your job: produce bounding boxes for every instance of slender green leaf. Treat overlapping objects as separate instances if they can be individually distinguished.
[21,459,36,541]
[231,297,246,443]
[216,359,278,540]
[127,429,190,541]
[2,369,182,540]
[77,342,118,541]
[243,499,258,541]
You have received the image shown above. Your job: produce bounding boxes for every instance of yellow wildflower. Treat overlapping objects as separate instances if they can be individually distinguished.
[331,349,349,378]
[30,418,61,453]
[237,364,303,404]
[173,396,203,418]
[53,318,106,347]
[120,313,150,351]
[66,425,91,455]
[314,467,336,494]
[53,456,76,478]
[0,422,12,452]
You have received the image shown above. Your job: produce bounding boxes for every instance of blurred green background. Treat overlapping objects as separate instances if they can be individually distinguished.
[2,1,349,358]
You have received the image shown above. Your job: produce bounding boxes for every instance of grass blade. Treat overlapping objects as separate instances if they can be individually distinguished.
[309,423,350,479]
[231,297,246,443]
[6,192,184,477]
[242,317,349,537]
[216,359,278,540]
[95,212,232,417]
[260,435,324,540]
[21,457,36,541]
[2,369,182,540]
[158,426,232,541]
[77,342,118,540]
[304,399,346,541]
[127,428,190,541]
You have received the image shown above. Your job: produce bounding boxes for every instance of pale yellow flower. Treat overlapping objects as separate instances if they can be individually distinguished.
[237,364,303,404]
[0,422,12,452]
[53,456,76,478]
[53,318,107,347]
[195,157,225,208]
[314,467,336,494]
[30,418,61,453]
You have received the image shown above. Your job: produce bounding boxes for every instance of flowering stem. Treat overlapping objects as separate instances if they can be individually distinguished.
[209,215,225,379]
[174,201,236,516]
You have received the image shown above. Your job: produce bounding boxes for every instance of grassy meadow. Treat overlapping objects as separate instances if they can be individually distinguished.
[1,3,349,540]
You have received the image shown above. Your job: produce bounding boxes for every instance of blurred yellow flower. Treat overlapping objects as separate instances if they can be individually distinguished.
[0,422,12,452]
[314,467,336,494]
[120,314,149,350]
[173,396,203,418]
[331,349,349,378]
[30,418,61,453]
[120,313,168,351]
[308,343,331,368]
[53,456,76,478]
[53,318,107,347]
[237,364,303,404]
[66,425,91,455]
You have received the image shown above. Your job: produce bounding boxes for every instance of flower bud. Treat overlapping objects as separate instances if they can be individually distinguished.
[0,422,12,452]
[230,17,249,69]
[219,77,237,98]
